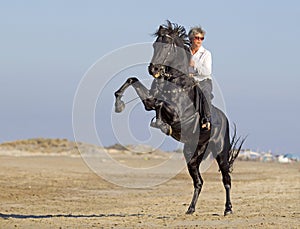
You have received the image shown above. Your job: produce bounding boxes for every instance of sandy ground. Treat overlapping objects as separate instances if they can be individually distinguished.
[0,149,299,228]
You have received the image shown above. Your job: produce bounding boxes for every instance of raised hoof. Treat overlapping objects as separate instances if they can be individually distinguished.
[150,120,161,128]
[115,100,125,113]
[150,120,171,135]
[160,123,171,135]
[224,209,233,216]
[185,207,195,215]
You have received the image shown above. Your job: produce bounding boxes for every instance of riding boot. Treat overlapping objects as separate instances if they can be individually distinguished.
[201,99,211,130]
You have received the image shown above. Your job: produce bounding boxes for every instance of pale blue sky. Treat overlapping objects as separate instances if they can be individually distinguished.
[1,1,299,155]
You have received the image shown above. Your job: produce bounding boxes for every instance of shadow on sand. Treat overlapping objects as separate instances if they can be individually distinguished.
[0,213,145,219]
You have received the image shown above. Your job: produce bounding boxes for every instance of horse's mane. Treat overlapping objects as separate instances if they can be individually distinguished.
[154,20,190,48]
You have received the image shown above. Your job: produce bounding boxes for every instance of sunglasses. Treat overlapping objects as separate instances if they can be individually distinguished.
[194,36,204,41]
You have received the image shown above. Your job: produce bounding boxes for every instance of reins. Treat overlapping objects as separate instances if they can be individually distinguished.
[124,96,140,105]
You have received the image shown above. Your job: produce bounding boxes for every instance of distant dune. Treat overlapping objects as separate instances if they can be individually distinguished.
[0,138,80,155]
[0,138,167,157]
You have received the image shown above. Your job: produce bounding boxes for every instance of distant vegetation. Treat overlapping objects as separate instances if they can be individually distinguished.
[0,138,79,154]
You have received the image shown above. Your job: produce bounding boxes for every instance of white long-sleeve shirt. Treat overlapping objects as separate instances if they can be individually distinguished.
[190,46,212,81]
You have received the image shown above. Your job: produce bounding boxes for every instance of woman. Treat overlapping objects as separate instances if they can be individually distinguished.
[188,26,212,130]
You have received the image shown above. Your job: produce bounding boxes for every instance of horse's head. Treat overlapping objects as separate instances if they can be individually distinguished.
[148,21,191,79]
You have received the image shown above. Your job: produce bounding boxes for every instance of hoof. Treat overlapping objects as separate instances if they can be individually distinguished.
[160,123,172,135]
[224,209,233,216]
[150,119,161,128]
[186,207,195,215]
[115,100,125,113]
[150,119,172,135]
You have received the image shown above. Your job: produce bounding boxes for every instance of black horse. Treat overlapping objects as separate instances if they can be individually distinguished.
[114,21,244,215]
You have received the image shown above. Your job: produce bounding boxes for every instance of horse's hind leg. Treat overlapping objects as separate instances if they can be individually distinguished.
[184,144,206,214]
[216,151,233,216]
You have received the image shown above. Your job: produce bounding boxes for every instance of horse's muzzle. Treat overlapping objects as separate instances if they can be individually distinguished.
[148,63,165,78]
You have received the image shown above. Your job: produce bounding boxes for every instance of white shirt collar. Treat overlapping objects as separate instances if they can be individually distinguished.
[191,46,206,55]
[190,46,206,57]
[198,46,205,53]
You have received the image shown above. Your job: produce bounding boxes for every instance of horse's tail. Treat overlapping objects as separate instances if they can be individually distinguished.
[228,123,246,173]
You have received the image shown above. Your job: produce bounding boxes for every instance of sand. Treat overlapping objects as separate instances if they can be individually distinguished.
[0,141,299,228]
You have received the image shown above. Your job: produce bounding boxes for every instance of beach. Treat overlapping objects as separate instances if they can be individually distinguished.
[0,139,299,228]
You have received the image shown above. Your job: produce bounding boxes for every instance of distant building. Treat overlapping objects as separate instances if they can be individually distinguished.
[238,149,299,163]
[238,150,261,161]
[277,154,299,163]
[261,152,275,162]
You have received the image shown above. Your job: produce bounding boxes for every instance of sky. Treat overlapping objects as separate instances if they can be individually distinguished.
[0,1,299,156]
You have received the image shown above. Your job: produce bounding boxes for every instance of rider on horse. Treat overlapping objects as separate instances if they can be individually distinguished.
[188,26,212,131]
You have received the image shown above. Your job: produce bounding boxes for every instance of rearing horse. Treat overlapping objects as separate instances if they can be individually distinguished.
[114,21,244,215]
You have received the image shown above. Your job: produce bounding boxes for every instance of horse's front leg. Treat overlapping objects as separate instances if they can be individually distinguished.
[150,101,173,135]
[114,77,154,113]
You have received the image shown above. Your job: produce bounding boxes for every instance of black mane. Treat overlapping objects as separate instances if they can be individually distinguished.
[154,20,190,48]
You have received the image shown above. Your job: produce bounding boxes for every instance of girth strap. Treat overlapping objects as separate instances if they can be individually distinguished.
[172,112,199,133]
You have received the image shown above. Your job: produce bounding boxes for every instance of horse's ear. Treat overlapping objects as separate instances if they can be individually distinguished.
[156,25,165,36]
[158,25,163,33]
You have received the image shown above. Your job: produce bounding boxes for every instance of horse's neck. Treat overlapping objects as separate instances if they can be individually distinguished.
[166,74,194,92]
[171,63,189,76]
[170,68,188,80]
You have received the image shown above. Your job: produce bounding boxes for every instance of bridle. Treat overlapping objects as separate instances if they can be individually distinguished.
[161,34,177,65]
[154,34,178,77]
